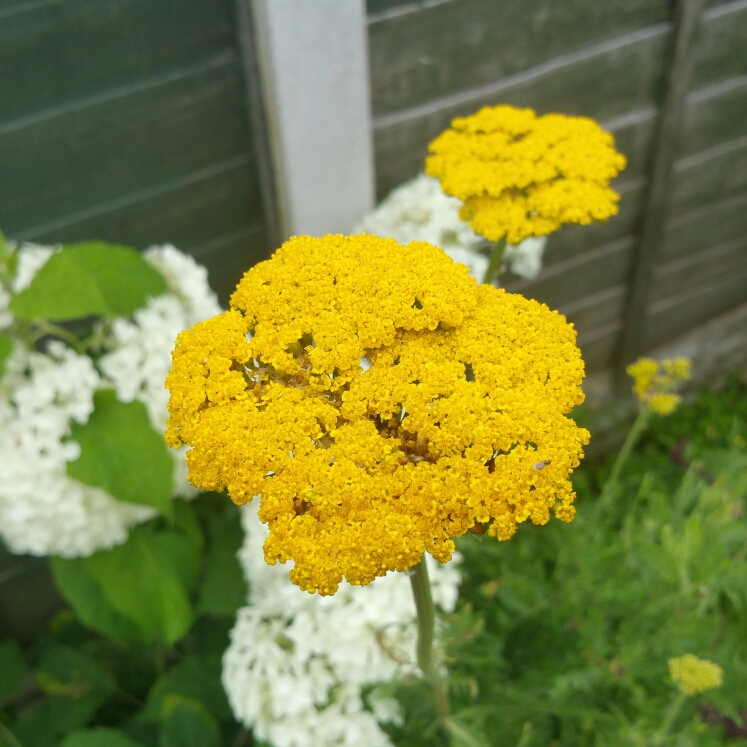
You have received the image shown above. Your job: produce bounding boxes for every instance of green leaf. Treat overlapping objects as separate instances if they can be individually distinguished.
[85,525,196,645]
[12,698,98,747]
[159,695,221,747]
[61,727,147,747]
[197,510,247,617]
[35,645,114,702]
[144,656,232,722]
[9,241,167,321]
[0,334,13,378]
[51,557,146,644]
[67,390,174,517]
[0,638,24,699]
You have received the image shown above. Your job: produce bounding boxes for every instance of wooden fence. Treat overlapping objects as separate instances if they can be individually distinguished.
[0,0,271,303]
[368,0,747,374]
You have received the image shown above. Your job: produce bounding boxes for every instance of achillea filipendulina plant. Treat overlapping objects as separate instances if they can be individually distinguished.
[425,104,627,246]
[166,234,589,596]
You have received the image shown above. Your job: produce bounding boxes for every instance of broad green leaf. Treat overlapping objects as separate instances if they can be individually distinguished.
[67,390,174,517]
[9,241,166,321]
[0,333,13,378]
[51,557,146,644]
[61,727,147,747]
[159,694,221,747]
[12,698,100,747]
[85,525,195,645]
[35,645,114,703]
[144,656,232,722]
[197,511,247,616]
[0,638,24,699]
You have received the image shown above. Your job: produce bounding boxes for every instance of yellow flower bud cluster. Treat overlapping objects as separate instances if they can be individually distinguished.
[625,357,691,416]
[668,655,723,695]
[425,105,627,245]
[166,235,589,595]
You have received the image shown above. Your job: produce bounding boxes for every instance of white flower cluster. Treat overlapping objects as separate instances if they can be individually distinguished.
[354,173,547,282]
[223,501,462,747]
[0,243,221,557]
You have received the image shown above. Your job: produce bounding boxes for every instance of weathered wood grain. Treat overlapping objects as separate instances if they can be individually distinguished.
[658,190,747,260]
[373,28,669,197]
[368,0,670,116]
[692,0,747,88]
[0,0,234,122]
[0,64,255,236]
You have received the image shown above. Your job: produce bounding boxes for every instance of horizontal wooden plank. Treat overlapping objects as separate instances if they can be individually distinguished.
[504,236,635,312]
[691,0,747,89]
[669,133,747,213]
[17,163,266,293]
[577,321,624,372]
[560,284,627,338]
[0,63,255,235]
[0,0,235,122]
[682,75,747,154]
[368,0,671,117]
[645,259,747,347]
[190,225,268,305]
[372,28,669,198]
[659,189,747,260]
[650,232,747,303]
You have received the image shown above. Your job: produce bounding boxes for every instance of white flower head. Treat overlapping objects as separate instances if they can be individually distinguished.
[355,173,547,283]
[0,242,221,556]
[222,500,462,747]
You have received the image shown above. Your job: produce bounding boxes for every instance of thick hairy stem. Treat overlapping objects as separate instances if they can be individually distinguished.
[482,237,507,285]
[409,558,449,727]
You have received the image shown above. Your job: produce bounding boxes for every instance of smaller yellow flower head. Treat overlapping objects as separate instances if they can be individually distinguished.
[425,105,626,245]
[625,357,691,416]
[668,655,723,695]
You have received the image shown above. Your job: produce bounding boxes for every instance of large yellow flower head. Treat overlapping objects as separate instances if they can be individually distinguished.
[425,105,627,245]
[166,235,589,594]
[668,655,723,695]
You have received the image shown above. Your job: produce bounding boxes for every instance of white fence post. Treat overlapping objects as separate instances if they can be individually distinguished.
[250,0,375,239]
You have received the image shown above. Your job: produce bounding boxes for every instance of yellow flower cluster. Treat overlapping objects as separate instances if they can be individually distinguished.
[668,655,723,695]
[425,105,627,245]
[626,357,691,416]
[166,235,589,594]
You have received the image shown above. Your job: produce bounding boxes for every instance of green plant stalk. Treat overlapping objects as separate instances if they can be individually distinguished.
[482,237,507,285]
[599,407,651,507]
[652,692,686,746]
[409,559,449,728]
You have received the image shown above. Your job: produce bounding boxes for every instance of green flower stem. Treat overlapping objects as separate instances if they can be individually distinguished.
[652,692,687,746]
[409,558,450,728]
[599,407,651,511]
[29,319,86,354]
[482,237,507,285]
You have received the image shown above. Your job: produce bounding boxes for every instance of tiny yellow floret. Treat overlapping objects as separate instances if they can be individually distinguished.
[625,357,690,416]
[425,105,627,245]
[668,655,723,695]
[166,235,589,594]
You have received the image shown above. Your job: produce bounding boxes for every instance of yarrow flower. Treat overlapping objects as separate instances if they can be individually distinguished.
[222,500,461,747]
[668,655,723,695]
[0,242,221,557]
[166,234,589,595]
[354,173,548,282]
[626,357,691,416]
[425,105,627,245]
